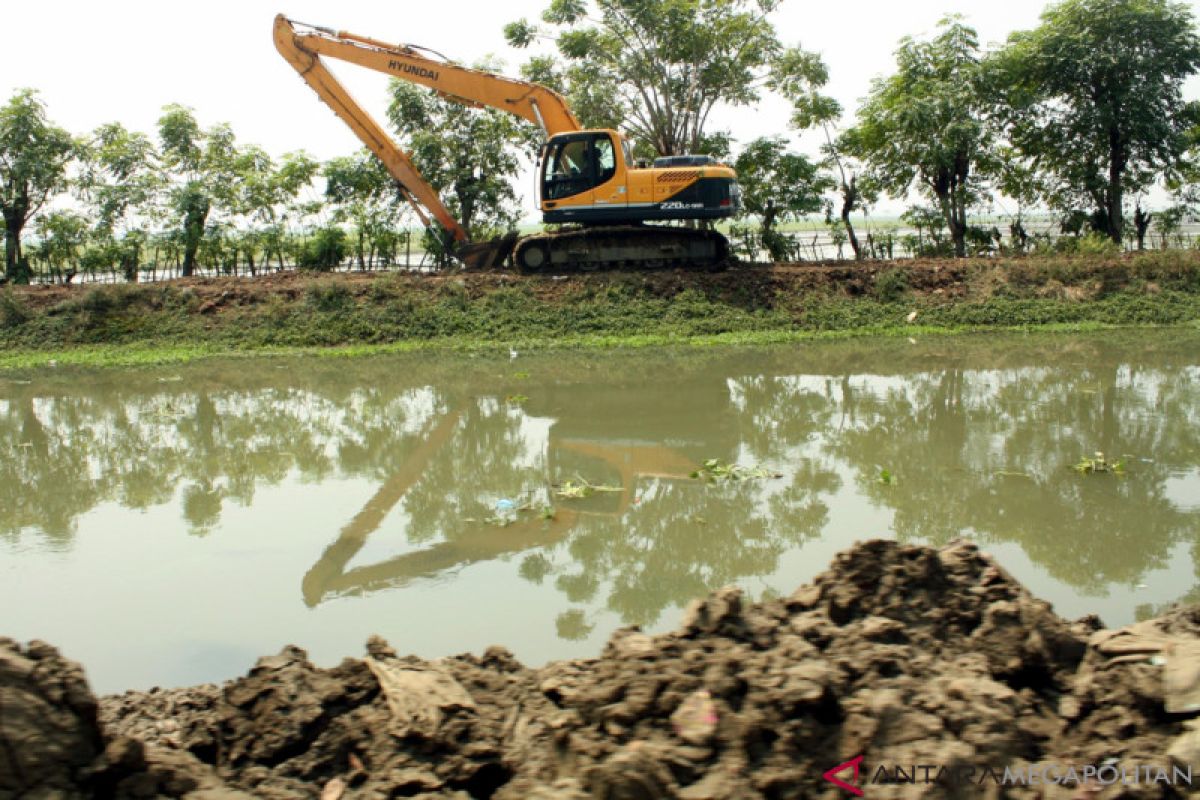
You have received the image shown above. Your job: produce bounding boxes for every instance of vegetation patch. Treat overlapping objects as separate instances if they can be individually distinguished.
[2,252,1200,369]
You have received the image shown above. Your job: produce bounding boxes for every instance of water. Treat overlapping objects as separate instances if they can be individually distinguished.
[3,331,1200,693]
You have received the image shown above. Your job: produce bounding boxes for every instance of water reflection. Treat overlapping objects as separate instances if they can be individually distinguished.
[3,332,1200,684]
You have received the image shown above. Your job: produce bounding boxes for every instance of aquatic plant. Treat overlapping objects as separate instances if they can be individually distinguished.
[1073,451,1125,475]
[690,459,782,482]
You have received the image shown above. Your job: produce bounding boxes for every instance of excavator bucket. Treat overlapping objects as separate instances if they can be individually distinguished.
[455,232,519,271]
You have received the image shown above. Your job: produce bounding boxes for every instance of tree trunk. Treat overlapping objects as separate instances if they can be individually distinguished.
[840,178,861,260]
[938,192,966,258]
[180,195,210,278]
[760,204,782,262]
[3,205,30,284]
[1133,205,1151,251]
[1107,126,1125,245]
[182,214,205,277]
[950,163,970,258]
[122,243,140,283]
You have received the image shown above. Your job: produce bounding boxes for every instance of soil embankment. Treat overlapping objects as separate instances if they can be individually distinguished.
[2,252,1200,367]
[4,539,1200,799]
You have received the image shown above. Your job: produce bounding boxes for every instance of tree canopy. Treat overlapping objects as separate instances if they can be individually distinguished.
[504,0,816,158]
[988,0,1200,243]
[774,49,873,259]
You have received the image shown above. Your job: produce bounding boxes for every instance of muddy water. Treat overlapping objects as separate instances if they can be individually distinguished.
[3,331,1200,692]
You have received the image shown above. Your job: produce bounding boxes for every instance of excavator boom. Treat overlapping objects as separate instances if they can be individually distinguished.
[274,15,577,267]
[275,17,580,135]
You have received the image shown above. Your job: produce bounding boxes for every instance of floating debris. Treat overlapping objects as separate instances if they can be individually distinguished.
[554,477,622,499]
[690,459,782,482]
[1073,451,1125,475]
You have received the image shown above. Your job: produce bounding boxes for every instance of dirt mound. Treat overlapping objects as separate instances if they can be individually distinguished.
[7,540,1200,798]
[0,638,240,799]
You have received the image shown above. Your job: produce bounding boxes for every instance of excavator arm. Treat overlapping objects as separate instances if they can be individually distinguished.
[273,15,581,268]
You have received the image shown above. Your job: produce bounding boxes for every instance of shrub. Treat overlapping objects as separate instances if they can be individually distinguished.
[0,290,30,328]
[1077,233,1123,257]
[80,285,139,316]
[298,227,348,271]
[874,268,910,303]
[305,282,352,312]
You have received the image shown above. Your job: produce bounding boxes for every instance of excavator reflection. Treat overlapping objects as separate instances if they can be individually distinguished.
[301,410,705,607]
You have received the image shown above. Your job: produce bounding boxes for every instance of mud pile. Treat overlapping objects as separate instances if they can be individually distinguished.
[5,540,1200,799]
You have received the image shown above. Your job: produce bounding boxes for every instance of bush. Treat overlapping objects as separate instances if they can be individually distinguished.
[298,227,348,271]
[874,268,910,303]
[0,290,30,328]
[305,282,352,312]
[1077,233,1123,257]
[1042,233,1123,258]
[80,285,139,316]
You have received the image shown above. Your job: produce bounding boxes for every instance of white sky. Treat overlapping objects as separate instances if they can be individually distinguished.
[4,0,1200,213]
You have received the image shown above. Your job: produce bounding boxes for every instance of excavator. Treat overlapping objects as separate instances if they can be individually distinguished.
[273,15,742,272]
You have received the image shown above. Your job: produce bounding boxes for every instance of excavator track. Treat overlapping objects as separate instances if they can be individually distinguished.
[512,226,730,273]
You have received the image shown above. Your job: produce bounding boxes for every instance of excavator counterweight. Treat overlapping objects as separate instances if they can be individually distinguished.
[273,15,741,271]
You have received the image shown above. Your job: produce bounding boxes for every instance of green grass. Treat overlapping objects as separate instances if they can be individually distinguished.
[1,303,1195,371]
[3,251,1200,370]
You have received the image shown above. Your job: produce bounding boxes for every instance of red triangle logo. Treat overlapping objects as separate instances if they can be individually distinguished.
[823,755,864,796]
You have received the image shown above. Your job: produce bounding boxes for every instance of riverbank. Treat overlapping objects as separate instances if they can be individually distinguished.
[4,539,1198,799]
[2,251,1199,369]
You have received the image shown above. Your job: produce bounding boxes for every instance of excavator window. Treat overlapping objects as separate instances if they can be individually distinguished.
[542,133,616,200]
[595,138,615,184]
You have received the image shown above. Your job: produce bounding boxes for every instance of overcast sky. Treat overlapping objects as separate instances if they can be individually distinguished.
[5,0,1200,211]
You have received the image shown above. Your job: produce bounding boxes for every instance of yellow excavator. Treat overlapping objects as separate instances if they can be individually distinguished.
[273,15,742,272]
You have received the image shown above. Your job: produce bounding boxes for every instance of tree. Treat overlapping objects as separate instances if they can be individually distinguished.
[988,0,1200,245]
[223,146,319,276]
[252,151,320,272]
[77,122,160,281]
[777,49,872,260]
[324,151,402,270]
[157,105,240,276]
[733,137,830,261]
[504,0,813,157]
[386,66,538,265]
[845,18,995,258]
[0,90,75,283]
[30,211,88,284]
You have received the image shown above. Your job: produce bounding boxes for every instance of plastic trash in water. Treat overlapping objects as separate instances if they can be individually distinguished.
[495,498,516,512]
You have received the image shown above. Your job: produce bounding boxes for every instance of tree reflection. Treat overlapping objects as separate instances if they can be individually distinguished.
[820,359,1200,591]
[2,336,1199,639]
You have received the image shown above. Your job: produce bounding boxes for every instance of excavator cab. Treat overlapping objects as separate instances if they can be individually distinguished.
[542,132,619,201]
[538,129,740,228]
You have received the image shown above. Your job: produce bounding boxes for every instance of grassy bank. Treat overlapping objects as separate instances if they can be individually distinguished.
[2,250,1199,369]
